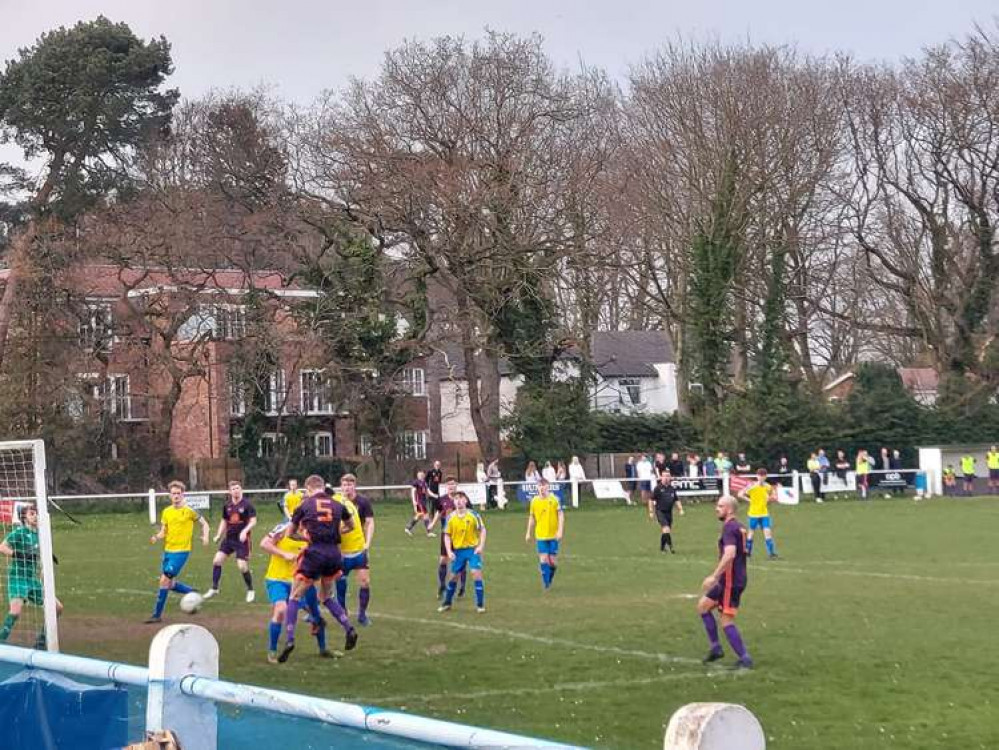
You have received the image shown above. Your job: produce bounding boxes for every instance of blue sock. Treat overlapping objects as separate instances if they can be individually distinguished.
[315,620,327,651]
[443,580,457,606]
[268,621,281,651]
[172,582,193,595]
[549,563,557,583]
[747,538,754,556]
[540,563,550,587]
[336,578,348,609]
[766,538,776,556]
[153,588,168,618]
[474,580,484,608]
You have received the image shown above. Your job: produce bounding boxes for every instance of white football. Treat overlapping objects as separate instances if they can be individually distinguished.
[179,592,204,614]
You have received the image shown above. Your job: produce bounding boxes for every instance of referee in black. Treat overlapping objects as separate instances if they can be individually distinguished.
[649,470,684,553]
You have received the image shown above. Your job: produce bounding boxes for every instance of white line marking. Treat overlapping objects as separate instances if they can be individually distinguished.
[375,612,701,665]
[366,669,746,704]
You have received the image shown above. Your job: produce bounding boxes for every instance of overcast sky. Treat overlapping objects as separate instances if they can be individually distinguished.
[1,0,997,166]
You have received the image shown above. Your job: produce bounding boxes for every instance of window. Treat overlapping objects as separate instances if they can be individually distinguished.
[178,305,217,341]
[258,433,286,458]
[228,372,246,417]
[397,430,428,460]
[265,369,286,414]
[359,435,374,457]
[300,370,332,414]
[618,378,642,407]
[79,302,113,353]
[313,432,334,457]
[93,375,132,420]
[217,304,247,340]
[400,367,426,397]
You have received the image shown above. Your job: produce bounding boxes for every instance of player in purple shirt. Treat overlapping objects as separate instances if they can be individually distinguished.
[427,476,466,599]
[278,474,358,663]
[405,470,434,537]
[204,481,257,602]
[696,495,753,669]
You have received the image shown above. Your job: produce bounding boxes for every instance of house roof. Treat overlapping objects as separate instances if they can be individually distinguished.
[823,371,855,391]
[590,330,674,377]
[898,367,939,391]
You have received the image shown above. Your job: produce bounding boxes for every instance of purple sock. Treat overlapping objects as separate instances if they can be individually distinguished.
[359,587,370,616]
[723,624,749,659]
[211,565,222,589]
[323,597,353,632]
[701,613,720,649]
[437,563,447,588]
[284,598,301,644]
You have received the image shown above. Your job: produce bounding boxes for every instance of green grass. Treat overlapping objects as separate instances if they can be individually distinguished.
[36,497,999,749]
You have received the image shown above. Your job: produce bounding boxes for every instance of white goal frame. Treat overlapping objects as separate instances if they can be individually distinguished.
[1,439,58,652]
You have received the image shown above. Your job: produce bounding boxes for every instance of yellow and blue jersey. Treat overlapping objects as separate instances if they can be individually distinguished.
[445,510,484,550]
[529,494,562,541]
[283,490,304,517]
[746,484,771,518]
[264,522,307,582]
[161,504,200,552]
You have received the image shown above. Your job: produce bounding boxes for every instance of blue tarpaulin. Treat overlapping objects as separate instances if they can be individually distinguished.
[0,669,129,750]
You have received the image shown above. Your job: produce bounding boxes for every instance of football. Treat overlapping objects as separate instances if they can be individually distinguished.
[179,592,204,614]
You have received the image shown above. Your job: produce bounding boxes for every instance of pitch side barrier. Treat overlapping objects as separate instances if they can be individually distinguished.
[0,627,584,750]
[0,628,767,750]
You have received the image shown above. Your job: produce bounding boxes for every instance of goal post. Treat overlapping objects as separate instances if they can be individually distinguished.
[0,439,59,652]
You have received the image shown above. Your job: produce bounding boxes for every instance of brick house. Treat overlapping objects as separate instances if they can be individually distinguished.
[1,263,430,480]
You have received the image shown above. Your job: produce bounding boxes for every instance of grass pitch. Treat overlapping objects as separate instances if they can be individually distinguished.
[43,496,999,749]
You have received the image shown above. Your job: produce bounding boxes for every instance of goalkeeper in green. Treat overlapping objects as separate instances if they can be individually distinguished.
[0,503,62,648]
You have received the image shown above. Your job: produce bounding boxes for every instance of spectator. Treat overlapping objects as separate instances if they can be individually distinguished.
[807,452,824,503]
[703,454,718,477]
[817,449,830,485]
[686,453,701,478]
[834,450,850,482]
[734,453,752,474]
[476,461,487,484]
[668,452,685,478]
[542,461,558,484]
[775,456,791,476]
[889,449,904,495]
[653,452,668,476]
[717,452,733,474]
[636,453,655,505]
[556,461,568,481]
[525,461,541,483]
[856,449,871,500]
[623,456,637,505]
[486,459,502,509]
[943,464,957,495]
[568,456,586,482]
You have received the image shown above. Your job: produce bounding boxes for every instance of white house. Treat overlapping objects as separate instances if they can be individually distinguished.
[427,331,679,458]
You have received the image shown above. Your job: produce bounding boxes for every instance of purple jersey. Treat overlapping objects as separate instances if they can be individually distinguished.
[412,479,428,502]
[719,517,748,589]
[352,494,374,522]
[291,492,346,548]
[222,498,256,540]
[437,494,456,529]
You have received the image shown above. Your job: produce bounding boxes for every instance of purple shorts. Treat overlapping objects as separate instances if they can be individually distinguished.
[296,545,343,582]
[990,469,999,481]
[706,577,745,616]
[219,536,250,560]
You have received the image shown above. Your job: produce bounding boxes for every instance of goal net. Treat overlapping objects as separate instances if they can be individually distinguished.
[0,440,58,652]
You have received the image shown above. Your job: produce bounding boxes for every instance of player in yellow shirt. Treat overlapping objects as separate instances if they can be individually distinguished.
[145,481,210,623]
[987,446,999,494]
[526,478,563,590]
[334,474,376,626]
[282,478,303,519]
[438,492,486,613]
[737,469,778,560]
[260,521,328,663]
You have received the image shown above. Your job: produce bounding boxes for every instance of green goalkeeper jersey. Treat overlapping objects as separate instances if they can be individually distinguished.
[3,525,40,581]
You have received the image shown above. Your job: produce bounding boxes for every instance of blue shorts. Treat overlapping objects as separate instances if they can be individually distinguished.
[342,551,369,575]
[748,516,771,531]
[161,551,190,579]
[536,539,560,556]
[451,548,482,574]
[266,579,292,604]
